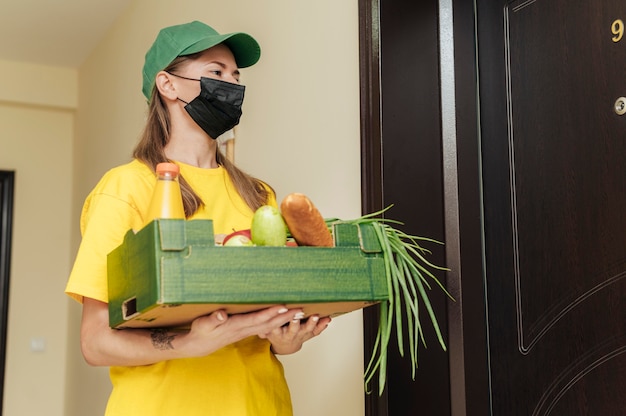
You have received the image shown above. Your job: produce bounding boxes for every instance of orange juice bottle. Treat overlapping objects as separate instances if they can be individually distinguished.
[145,162,185,225]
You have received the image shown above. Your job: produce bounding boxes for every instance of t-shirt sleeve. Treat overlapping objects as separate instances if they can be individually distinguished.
[65,169,148,303]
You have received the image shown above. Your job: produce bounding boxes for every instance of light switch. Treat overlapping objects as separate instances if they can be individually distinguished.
[30,337,46,353]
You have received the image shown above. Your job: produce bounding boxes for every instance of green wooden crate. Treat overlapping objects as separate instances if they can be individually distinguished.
[107,219,388,329]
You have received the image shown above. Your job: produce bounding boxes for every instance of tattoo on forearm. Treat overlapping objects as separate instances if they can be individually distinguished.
[150,329,175,350]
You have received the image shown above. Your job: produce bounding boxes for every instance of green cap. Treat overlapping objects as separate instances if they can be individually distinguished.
[142,21,261,99]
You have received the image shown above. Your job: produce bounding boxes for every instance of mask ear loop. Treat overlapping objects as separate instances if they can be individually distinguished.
[167,72,198,106]
[166,72,201,82]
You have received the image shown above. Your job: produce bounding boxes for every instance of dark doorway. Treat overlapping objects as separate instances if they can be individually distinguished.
[0,170,15,414]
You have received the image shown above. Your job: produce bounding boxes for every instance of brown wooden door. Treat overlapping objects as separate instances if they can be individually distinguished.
[360,0,626,414]
[480,0,626,414]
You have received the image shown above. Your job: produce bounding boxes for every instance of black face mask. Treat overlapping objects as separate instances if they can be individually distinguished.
[172,74,245,140]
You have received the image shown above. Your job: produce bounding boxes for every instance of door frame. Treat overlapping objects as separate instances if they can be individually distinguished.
[358,0,490,414]
[357,0,387,413]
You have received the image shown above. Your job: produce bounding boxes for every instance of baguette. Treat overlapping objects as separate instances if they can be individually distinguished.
[280,193,334,247]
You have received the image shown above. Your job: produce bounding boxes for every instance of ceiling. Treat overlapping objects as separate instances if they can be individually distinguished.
[0,0,131,67]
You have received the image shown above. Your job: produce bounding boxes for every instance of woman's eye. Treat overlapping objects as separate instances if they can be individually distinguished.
[210,70,222,77]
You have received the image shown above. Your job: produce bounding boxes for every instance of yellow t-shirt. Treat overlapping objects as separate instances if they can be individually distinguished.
[65,159,292,416]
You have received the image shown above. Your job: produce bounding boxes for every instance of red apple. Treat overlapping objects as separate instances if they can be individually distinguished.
[223,229,253,246]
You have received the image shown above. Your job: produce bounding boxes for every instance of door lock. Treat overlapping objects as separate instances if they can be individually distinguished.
[615,97,626,115]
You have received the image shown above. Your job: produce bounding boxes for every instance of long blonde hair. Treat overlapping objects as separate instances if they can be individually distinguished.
[133,54,271,217]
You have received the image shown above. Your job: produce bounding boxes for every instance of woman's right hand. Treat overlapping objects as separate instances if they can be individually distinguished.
[80,297,302,367]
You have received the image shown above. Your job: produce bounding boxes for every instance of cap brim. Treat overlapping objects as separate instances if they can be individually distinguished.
[180,32,261,68]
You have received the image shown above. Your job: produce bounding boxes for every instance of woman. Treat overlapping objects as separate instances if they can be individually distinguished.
[66,21,331,415]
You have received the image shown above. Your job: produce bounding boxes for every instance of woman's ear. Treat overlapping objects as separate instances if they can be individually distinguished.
[154,71,178,101]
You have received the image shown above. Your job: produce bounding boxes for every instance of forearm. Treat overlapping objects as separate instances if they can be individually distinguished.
[82,325,193,367]
[80,298,201,367]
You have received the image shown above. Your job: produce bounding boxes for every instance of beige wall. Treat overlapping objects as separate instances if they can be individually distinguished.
[0,61,76,416]
[3,1,363,415]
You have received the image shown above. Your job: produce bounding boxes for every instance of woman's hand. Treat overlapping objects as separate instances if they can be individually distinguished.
[182,306,307,357]
[262,315,332,355]
[80,298,305,367]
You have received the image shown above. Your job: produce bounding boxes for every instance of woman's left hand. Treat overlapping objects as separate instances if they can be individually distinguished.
[261,315,332,355]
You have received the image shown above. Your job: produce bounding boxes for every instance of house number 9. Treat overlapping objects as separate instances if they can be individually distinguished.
[612,19,624,42]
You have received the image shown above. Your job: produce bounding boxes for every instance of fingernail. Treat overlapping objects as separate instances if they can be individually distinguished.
[217,311,226,321]
[293,312,305,320]
[311,316,319,322]
[278,308,288,314]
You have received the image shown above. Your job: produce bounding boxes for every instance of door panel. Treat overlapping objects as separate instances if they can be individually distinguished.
[483,0,626,414]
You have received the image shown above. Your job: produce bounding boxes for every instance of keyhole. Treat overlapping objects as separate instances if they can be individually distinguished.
[615,97,626,115]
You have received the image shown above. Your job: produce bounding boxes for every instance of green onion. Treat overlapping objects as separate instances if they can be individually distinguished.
[328,206,452,395]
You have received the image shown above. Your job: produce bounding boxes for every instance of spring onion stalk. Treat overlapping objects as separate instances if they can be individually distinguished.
[328,206,452,395]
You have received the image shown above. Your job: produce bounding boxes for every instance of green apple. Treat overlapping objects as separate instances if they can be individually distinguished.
[251,205,288,246]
